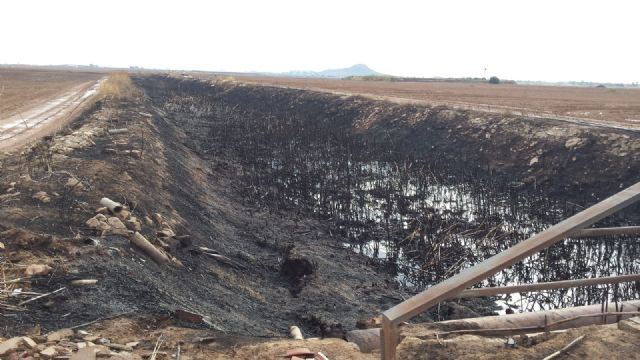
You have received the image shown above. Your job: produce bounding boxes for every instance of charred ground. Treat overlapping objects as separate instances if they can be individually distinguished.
[0,74,638,346]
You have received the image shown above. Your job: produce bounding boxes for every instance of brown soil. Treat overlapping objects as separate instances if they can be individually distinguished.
[0,67,101,118]
[230,75,640,127]
[8,316,637,359]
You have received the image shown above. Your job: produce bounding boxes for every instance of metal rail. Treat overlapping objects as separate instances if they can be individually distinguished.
[454,273,640,299]
[380,182,640,359]
[572,226,640,238]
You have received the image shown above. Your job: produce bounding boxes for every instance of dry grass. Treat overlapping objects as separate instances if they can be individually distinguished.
[99,72,140,100]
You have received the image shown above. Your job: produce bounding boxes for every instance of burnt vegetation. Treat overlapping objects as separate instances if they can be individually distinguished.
[138,76,640,312]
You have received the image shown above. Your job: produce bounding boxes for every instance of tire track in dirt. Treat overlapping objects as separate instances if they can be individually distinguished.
[0,78,105,151]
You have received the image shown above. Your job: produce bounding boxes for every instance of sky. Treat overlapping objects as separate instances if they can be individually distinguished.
[1,0,639,83]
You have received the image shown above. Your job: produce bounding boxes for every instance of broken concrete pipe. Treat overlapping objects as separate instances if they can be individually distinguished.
[107,128,129,135]
[131,232,170,265]
[70,279,99,286]
[289,325,304,340]
[100,197,123,213]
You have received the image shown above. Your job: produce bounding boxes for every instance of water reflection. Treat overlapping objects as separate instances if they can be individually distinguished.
[154,83,640,313]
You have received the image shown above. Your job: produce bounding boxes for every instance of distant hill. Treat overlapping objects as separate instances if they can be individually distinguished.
[261,64,383,79]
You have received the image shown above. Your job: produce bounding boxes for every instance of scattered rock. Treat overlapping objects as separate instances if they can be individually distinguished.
[47,328,74,342]
[106,343,133,351]
[65,177,84,191]
[116,209,131,221]
[125,218,142,232]
[32,191,51,203]
[356,316,382,329]
[0,337,23,356]
[86,215,129,236]
[565,137,587,150]
[22,337,37,349]
[70,347,96,360]
[71,279,99,286]
[40,346,57,357]
[529,156,539,166]
[156,228,175,238]
[107,217,127,230]
[618,316,640,334]
[24,264,53,276]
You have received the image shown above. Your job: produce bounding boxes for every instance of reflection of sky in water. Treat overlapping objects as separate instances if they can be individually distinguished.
[161,95,639,314]
[294,161,639,312]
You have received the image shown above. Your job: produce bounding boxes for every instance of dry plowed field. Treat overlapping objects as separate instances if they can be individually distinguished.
[234,76,640,128]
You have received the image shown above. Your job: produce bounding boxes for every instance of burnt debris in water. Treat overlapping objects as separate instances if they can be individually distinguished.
[138,76,640,313]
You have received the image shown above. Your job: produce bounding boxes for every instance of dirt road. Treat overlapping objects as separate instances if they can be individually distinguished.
[0,78,103,151]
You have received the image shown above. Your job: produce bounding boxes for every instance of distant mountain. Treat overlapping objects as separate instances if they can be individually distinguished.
[262,64,383,79]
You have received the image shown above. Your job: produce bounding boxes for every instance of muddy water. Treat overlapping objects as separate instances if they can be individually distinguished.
[147,78,640,313]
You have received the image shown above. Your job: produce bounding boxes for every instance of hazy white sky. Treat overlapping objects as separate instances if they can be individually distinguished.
[2,0,639,83]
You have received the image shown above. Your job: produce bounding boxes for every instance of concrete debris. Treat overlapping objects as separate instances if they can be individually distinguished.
[565,137,587,150]
[116,209,131,221]
[0,337,23,356]
[86,214,130,236]
[24,264,53,276]
[100,197,123,213]
[32,191,51,203]
[131,232,171,265]
[96,207,109,214]
[106,343,134,351]
[40,346,57,357]
[529,156,539,166]
[107,217,127,230]
[618,316,640,334]
[289,325,304,340]
[70,279,99,286]
[65,177,84,190]
[0,191,21,201]
[125,217,142,231]
[156,228,175,238]
[70,347,96,360]
[108,128,129,135]
[22,337,37,349]
[47,328,74,342]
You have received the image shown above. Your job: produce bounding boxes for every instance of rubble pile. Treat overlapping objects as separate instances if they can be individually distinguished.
[0,328,145,360]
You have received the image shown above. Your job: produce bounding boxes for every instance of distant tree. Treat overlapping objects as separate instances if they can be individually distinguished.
[489,76,500,84]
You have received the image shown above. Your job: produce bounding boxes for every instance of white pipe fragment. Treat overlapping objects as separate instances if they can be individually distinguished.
[131,232,170,265]
[289,325,304,340]
[100,198,123,213]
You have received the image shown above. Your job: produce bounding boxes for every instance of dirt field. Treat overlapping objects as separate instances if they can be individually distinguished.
[0,67,102,118]
[231,76,640,127]
[0,67,104,151]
